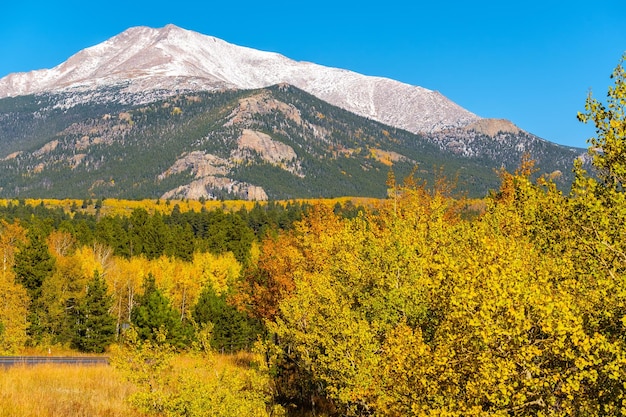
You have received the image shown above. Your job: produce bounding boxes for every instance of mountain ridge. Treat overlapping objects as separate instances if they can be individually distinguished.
[0,24,480,134]
[0,25,585,200]
[0,84,582,200]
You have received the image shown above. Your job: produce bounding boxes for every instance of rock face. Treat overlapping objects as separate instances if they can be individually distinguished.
[160,176,268,201]
[464,119,521,136]
[158,151,230,179]
[236,129,300,173]
[0,24,480,134]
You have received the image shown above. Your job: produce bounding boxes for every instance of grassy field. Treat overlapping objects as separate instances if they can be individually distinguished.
[0,351,279,417]
[0,363,145,417]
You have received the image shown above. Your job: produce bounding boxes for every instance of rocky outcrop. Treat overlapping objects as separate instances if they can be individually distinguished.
[226,92,303,126]
[158,151,229,179]
[464,118,521,137]
[160,176,268,201]
[233,129,303,176]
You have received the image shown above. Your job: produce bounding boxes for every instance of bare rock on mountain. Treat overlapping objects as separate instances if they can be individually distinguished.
[160,176,268,201]
[158,151,230,180]
[226,91,303,126]
[234,129,303,176]
[464,118,521,137]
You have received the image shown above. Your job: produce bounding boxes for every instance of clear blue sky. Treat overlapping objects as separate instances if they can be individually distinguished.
[1,0,624,148]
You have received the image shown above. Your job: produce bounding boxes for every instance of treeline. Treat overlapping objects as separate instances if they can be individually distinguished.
[1,199,369,354]
[0,199,312,262]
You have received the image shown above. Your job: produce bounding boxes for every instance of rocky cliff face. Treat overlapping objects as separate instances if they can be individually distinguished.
[464,119,521,136]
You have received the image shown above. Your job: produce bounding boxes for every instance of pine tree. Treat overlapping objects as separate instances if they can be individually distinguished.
[71,271,116,353]
[193,286,263,352]
[131,274,191,347]
[14,231,55,300]
[13,231,55,342]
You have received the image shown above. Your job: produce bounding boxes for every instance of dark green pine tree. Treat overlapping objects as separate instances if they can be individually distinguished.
[193,286,264,353]
[14,231,55,300]
[71,271,116,353]
[131,274,191,347]
[14,231,56,342]
[166,223,195,262]
[95,215,130,258]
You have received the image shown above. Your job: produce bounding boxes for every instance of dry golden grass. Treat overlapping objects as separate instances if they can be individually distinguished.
[0,363,146,417]
[0,352,268,417]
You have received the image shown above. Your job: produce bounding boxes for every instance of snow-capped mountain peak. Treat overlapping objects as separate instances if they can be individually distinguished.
[0,24,480,133]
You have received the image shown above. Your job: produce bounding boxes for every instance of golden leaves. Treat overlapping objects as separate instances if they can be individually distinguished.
[262,161,626,415]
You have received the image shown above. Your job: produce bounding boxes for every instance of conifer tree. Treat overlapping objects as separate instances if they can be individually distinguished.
[71,271,116,353]
[131,273,191,347]
[13,230,55,341]
[193,285,263,352]
[14,231,55,300]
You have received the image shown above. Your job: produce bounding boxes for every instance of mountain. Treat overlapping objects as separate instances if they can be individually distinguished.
[0,25,584,200]
[0,25,478,134]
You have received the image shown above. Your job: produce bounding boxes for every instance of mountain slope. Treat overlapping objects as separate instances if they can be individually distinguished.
[0,25,585,200]
[0,85,581,200]
[0,25,479,134]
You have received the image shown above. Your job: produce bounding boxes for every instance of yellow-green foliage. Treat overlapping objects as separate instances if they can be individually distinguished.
[0,220,29,353]
[0,197,379,218]
[264,155,626,415]
[111,329,284,417]
[578,53,626,190]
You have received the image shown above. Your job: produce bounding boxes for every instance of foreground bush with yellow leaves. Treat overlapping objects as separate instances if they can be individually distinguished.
[111,328,285,417]
[254,56,626,416]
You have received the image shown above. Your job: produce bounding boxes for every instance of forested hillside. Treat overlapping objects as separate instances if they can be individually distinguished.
[0,84,582,200]
[0,56,624,417]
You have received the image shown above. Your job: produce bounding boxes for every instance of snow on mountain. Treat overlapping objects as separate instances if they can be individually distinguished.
[0,24,480,133]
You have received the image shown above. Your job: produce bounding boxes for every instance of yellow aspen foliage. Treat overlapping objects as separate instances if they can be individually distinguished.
[168,259,197,322]
[105,255,150,330]
[147,253,240,322]
[39,248,90,341]
[72,245,104,278]
[0,275,29,353]
[46,230,76,257]
[265,156,626,415]
[102,251,242,328]
[578,53,626,191]
[191,251,241,296]
[0,220,27,279]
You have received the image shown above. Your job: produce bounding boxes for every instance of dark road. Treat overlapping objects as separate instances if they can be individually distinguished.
[0,356,109,367]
